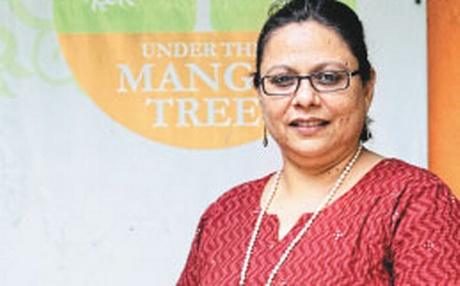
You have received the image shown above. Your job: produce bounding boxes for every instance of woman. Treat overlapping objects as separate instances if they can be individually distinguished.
[178,0,459,285]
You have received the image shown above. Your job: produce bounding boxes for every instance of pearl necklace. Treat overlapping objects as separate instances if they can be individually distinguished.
[238,145,363,286]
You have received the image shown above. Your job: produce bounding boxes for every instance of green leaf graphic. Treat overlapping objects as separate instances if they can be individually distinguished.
[0,26,30,78]
[54,0,356,33]
[0,28,15,66]
[54,0,197,33]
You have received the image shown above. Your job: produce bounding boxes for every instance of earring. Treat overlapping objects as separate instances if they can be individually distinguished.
[365,127,372,141]
[263,125,269,147]
[364,117,373,141]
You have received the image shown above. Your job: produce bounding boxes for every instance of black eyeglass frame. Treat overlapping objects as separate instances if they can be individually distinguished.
[259,70,361,96]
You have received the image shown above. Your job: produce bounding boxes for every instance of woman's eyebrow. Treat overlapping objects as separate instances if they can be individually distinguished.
[264,61,351,75]
[264,65,297,75]
[311,61,350,71]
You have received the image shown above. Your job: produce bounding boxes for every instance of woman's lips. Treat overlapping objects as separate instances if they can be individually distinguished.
[288,118,330,136]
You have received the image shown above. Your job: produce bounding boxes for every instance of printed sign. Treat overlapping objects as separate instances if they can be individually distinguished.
[54,0,355,149]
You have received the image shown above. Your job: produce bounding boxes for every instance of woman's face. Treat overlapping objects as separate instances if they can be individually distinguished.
[258,21,374,163]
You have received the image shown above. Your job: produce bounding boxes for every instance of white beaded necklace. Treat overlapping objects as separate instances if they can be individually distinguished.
[238,144,363,286]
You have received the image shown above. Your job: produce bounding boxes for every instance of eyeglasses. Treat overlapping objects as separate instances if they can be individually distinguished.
[260,70,360,96]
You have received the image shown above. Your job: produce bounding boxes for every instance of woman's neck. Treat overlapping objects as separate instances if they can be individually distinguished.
[279,144,362,198]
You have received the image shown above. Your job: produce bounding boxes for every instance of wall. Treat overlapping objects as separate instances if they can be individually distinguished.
[0,0,430,285]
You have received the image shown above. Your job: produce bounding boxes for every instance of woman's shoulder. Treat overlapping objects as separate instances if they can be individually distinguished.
[371,158,447,186]
[367,158,454,202]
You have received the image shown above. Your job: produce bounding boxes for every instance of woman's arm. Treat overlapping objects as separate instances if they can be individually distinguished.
[177,214,208,286]
[391,181,459,285]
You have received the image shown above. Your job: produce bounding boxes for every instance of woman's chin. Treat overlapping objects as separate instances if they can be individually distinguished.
[282,139,333,159]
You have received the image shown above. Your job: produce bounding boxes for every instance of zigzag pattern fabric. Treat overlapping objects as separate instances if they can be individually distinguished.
[178,159,459,285]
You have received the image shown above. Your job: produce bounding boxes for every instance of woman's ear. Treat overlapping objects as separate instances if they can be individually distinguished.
[253,74,263,102]
[363,68,376,112]
[257,87,264,102]
[255,84,265,106]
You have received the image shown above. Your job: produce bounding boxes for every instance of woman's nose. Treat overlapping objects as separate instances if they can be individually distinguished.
[291,78,321,107]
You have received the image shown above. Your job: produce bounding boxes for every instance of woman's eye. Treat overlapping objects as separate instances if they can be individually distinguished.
[269,75,296,86]
[315,72,344,85]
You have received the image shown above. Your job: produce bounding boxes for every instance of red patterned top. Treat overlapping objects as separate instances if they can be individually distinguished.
[178,159,460,285]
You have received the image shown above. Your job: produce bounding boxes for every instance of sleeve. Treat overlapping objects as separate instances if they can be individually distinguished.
[176,203,214,286]
[391,180,460,285]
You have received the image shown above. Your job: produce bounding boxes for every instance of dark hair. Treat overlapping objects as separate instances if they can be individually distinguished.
[253,0,373,142]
